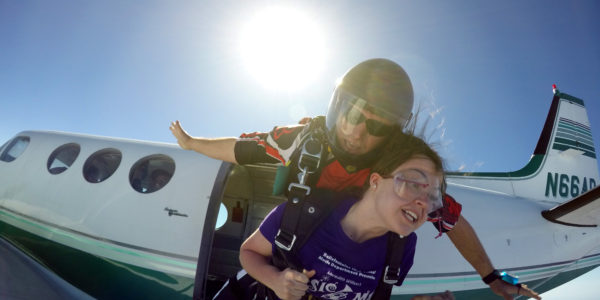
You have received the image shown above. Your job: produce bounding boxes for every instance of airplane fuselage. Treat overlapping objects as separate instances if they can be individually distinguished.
[1,90,598,299]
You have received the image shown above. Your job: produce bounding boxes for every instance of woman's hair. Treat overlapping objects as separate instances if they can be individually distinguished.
[364,130,444,191]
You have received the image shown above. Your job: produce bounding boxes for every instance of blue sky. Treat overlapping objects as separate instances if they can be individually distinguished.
[1,1,599,298]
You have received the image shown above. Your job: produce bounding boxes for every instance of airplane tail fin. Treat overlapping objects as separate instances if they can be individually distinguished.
[510,86,599,202]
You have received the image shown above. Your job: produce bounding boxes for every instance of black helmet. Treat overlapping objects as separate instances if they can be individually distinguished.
[325,58,414,166]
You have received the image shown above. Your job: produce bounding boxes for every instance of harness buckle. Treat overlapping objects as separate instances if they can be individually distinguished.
[383,265,400,285]
[297,137,322,175]
[275,229,297,251]
[288,183,311,197]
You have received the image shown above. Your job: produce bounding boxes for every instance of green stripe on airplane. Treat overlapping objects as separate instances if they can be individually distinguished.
[557,123,593,139]
[0,219,194,299]
[447,154,544,178]
[0,210,197,269]
[554,137,596,152]
[553,144,597,158]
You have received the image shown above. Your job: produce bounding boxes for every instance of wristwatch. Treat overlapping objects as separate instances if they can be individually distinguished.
[482,269,501,284]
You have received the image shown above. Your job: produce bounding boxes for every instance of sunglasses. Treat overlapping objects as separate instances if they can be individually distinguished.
[381,170,443,213]
[344,105,395,137]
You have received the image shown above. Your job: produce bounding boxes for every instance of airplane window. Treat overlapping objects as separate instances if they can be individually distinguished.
[47,143,81,175]
[0,140,8,153]
[129,154,175,194]
[83,148,122,183]
[215,203,227,229]
[0,136,30,162]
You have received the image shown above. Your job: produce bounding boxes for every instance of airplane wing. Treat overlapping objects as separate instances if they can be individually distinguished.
[542,185,600,227]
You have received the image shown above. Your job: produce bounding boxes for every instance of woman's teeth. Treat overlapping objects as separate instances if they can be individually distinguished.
[402,209,418,223]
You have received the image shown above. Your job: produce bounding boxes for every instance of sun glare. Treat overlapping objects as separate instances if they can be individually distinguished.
[240,7,327,91]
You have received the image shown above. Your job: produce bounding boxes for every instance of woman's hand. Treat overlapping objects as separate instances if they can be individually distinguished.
[272,268,315,300]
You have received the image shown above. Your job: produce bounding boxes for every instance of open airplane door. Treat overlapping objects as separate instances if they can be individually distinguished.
[192,162,233,300]
[195,162,285,299]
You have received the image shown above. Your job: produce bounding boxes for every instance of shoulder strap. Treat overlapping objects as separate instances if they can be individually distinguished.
[259,117,335,299]
[371,233,408,300]
[272,189,341,270]
[273,116,331,270]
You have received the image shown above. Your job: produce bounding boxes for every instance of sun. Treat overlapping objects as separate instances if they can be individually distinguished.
[240,7,327,91]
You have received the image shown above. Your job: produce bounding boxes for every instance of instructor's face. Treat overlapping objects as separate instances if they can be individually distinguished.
[335,106,391,155]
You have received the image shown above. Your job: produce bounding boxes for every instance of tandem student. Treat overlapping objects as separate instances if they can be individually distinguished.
[215,132,451,299]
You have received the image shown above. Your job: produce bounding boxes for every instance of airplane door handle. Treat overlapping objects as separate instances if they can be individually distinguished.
[164,207,188,217]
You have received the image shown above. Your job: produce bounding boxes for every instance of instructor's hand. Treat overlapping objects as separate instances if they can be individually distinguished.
[169,121,192,150]
[489,279,541,300]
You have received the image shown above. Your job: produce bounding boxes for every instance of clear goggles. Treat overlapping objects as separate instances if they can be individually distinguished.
[381,169,443,213]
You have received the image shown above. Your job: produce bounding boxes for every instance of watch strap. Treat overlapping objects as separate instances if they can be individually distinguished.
[482,269,501,284]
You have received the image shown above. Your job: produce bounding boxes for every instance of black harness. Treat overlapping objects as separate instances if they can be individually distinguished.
[271,189,408,299]
[270,118,409,300]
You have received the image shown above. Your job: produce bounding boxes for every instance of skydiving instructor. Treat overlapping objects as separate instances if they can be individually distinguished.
[170,59,540,300]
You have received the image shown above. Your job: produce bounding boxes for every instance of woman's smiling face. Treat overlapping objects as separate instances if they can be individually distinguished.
[372,156,442,236]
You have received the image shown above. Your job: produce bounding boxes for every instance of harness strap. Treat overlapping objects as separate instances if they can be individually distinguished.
[290,116,329,187]
[274,117,330,271]
[274,185,307,250]
[273,189,340,271]
[371,233,407,299]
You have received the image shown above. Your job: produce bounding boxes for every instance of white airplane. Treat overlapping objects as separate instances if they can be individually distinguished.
[0,86,598,299]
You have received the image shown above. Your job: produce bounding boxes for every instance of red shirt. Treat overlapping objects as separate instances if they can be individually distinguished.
[235,123,462,233]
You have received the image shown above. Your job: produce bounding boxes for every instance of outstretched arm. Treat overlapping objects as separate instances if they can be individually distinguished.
[446,215,494,278]
[240,229,315,300]
[169,120,238,163]
[447,216,541,300]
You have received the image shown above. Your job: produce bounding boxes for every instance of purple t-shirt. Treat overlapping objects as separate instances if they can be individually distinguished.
[260,197,416,299]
